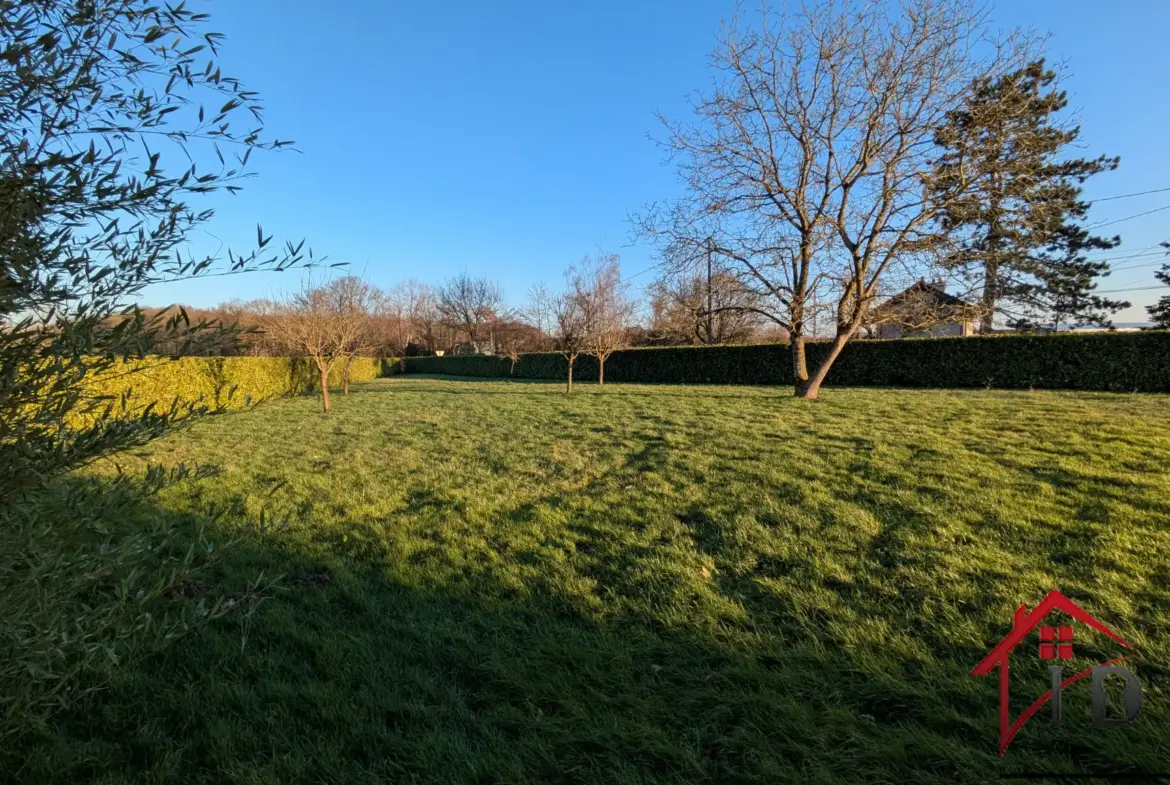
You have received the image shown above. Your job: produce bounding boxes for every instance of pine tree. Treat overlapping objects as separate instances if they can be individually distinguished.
[930,60,1128,331]
[1148,249,1170,329]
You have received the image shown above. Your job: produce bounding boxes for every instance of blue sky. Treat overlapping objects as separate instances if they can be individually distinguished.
[142,0,1170,323]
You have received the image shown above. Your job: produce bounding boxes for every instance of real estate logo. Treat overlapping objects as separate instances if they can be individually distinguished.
[971,590,1142,755]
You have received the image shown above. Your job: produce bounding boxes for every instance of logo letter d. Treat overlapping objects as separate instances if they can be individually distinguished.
[1092,666,1142,729]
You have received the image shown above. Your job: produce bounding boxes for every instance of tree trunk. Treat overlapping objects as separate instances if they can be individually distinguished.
[598,356,605,386]
[319,366,331,413]
[567,357,574,393]
[791,333,809,392]
[795,331,853,399]
[343,356,352,394]
[980,258,998,333]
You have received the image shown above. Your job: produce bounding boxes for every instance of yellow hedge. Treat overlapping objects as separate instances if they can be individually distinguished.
[78,356,399,422]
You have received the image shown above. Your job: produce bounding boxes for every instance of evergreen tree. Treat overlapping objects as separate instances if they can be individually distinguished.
[1148,249,1170,329]
[930,60,1128,330]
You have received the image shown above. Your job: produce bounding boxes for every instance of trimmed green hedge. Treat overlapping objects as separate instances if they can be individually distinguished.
[403,332,1170,393]
[80,356,400,422]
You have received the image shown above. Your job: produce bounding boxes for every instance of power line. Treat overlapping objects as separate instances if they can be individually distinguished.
[1088,186,1170,203]
[1091,284,1169,294]
[620,261,667,285]
[1105,258,1168,274]
[1089,204,1170,230]
[1085,246,1166,261]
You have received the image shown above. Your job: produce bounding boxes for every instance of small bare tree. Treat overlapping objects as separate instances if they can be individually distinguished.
[553,288,588,393]
[326,276,381,394]
[437,273,505,352]
[639,0,1028,398]
[494,318,541,375]
[650,265,765,345]
[573,252,633,386]
[382,279,438,353]
[523,282,556,351]
[261,279,342,413]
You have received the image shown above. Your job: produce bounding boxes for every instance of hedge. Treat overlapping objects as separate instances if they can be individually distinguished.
[402,332,1170,393]
[79,356,400,422]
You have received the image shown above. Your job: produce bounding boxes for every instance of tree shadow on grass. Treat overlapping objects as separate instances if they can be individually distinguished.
[381,376,786,401]
[13,472,1170,785]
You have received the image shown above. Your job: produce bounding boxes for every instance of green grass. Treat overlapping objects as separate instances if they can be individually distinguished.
[22,377,1170,783]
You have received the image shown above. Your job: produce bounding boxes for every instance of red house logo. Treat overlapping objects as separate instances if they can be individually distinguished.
[971,590,1142,755]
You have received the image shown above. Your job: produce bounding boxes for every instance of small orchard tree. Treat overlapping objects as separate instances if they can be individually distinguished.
[326,276,381,394]
[574,252,633,386]
[262,280,342,413]
[553,288,588,393]
[494,318,541,375]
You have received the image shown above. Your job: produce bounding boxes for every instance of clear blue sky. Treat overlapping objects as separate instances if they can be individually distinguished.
[141,0,1170,323]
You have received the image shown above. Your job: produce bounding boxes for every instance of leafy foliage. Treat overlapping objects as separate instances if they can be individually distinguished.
[0,0,345,758]
[0,467,240,752]
[405,332,1170,392]
[0,0,317,496]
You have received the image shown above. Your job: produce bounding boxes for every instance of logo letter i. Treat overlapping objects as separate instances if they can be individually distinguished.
[1049,666,1064,727]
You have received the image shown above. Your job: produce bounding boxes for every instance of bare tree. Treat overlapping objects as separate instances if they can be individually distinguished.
[650,265,765,345]
[573,252,633,386]
[494,319,542,374]
[326,276,381,394]
[639,0,1027,398]
[381,279,438,353]
[261,278,343,413]
[553,287,589,394]
[437,273,505,352]
[523,282,556,351]
[411,284,447,353]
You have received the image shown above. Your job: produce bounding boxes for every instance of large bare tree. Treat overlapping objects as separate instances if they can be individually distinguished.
[640,0,1027,398]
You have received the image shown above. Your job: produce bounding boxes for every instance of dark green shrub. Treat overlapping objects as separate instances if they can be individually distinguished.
[403,332,1170,393]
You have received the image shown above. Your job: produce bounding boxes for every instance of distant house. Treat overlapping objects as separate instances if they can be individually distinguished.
[867,280,978,339]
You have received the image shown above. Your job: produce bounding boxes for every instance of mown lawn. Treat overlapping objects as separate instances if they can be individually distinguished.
[22,377,1170,783]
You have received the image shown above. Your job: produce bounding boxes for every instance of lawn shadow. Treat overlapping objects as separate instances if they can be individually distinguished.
[17,469,1168,784]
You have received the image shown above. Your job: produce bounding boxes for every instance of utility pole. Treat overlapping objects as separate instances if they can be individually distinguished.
[705,236,714,344]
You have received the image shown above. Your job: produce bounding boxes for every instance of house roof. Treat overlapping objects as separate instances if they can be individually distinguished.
[970,590,1132,676]
[871,280,970,314]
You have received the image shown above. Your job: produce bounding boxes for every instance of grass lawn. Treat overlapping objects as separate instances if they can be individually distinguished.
[21,377,1170,784]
